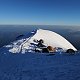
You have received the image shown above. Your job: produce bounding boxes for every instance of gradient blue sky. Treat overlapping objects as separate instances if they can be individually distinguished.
[0,0,80,25]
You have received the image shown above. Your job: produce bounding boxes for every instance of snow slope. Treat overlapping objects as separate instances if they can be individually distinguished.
[30,29,77,51]
[0,29,80,80]
[0,52,80,80]
[5,29,77,53]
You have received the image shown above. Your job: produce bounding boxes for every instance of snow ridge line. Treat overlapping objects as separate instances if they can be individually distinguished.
[18,33,35,53]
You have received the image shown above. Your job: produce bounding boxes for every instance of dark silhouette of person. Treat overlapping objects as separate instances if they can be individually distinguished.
[37,39,44,47]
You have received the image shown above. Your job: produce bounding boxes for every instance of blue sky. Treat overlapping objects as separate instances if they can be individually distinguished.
[0,0,80,25]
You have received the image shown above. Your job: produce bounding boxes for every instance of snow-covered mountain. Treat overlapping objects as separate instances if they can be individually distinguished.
[0,29,80,80]
[4,29,77,54]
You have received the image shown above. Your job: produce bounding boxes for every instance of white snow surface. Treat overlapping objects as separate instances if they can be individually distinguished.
[6,29,77,53]
[30,29,77,51]
[0,52,80,80]
[0,29,80,80]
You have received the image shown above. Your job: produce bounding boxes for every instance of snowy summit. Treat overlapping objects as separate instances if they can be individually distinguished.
[0,29,79,80]
[5,29,77,54]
